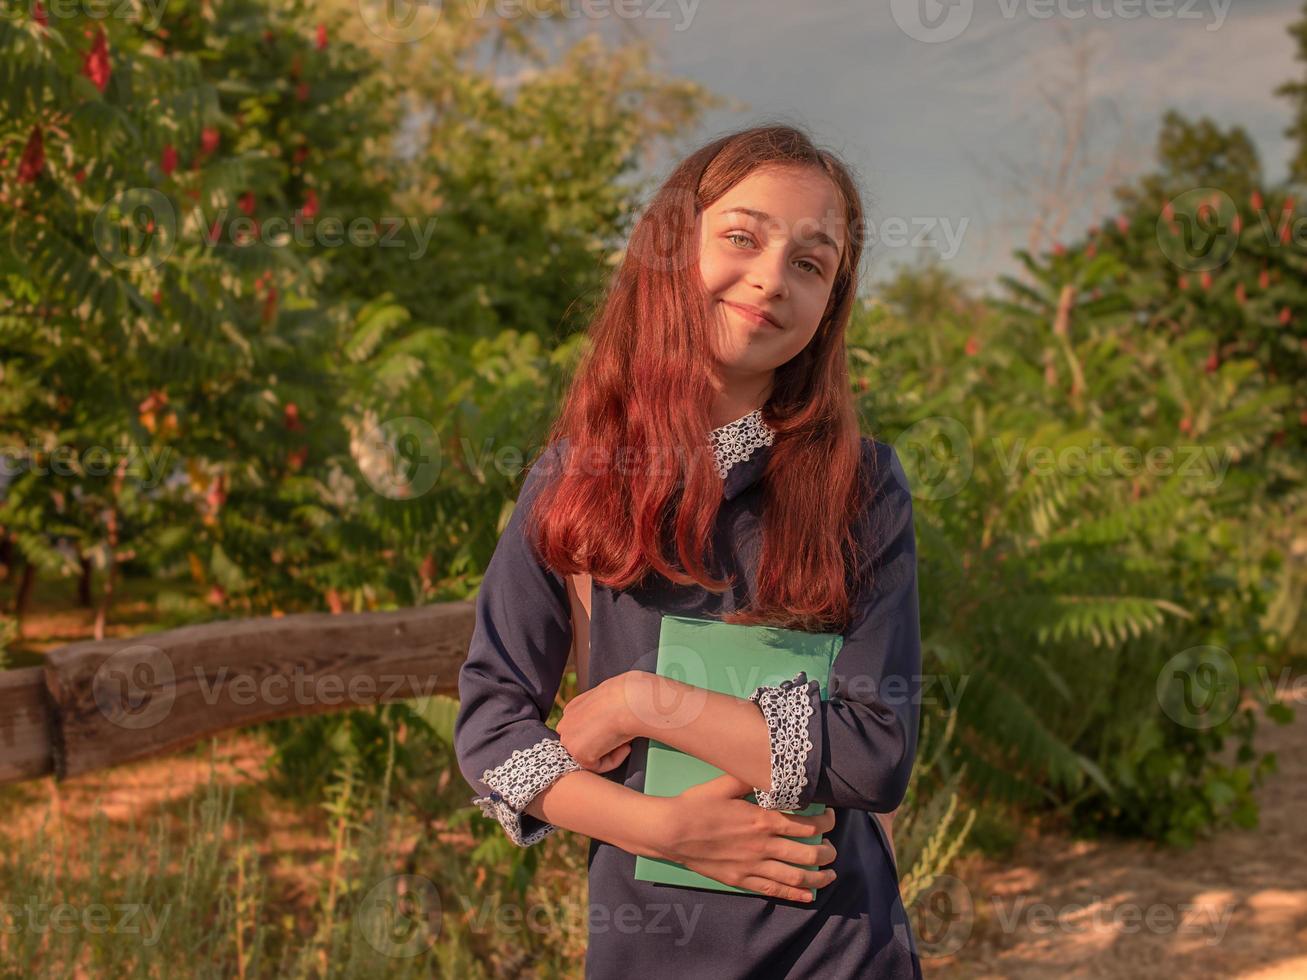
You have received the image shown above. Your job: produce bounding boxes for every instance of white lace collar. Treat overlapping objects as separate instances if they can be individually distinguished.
[708,408,776,480]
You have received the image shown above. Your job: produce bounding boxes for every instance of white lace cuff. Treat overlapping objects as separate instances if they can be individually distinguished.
[471,737,583,847]
[748,670,818,811]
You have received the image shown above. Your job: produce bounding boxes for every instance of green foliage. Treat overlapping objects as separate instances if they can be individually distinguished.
[853,217,1297,842]
[897,708,976,909]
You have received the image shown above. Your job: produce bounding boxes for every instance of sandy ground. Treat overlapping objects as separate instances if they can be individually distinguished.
[923,689,1307,979]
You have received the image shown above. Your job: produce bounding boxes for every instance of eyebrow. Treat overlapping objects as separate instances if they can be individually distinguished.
[717,207,841,254]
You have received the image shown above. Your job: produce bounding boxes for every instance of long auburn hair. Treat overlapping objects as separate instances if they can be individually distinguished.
[529,124,878,632]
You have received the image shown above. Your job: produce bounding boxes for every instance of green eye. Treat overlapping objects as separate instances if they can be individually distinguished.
[725,232,824,276]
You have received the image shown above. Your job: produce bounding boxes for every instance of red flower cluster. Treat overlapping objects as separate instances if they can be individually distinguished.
[82,27,110,93]
[17,126,44,183]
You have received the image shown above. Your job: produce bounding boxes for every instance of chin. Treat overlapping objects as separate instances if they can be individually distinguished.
[716,349,782,376]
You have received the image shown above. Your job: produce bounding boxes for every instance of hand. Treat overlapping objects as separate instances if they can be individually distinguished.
[557,671,648,773]
[650,772,838,903]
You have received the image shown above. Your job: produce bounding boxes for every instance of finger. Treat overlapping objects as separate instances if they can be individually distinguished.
[593,743,631,772]
[757,858,835,894]
[766,835,838,869]
[769,809,835,838]
[738,874,813,904]
[795,807,836,834]
[741,861,834,903]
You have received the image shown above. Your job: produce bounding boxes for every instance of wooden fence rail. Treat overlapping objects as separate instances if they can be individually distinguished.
[0,604,478,787]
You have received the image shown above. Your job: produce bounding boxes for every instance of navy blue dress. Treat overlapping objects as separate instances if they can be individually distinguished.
[454,418,924,979]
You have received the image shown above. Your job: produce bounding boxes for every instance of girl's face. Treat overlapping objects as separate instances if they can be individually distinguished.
[697,165,845,384]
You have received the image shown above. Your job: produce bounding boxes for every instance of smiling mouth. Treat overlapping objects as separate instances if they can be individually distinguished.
[725,302,782,329]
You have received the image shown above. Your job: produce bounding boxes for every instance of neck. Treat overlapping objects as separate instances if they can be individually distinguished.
[708,371,774,429]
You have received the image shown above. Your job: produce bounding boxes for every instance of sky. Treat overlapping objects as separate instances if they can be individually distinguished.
[595,0,1306,295]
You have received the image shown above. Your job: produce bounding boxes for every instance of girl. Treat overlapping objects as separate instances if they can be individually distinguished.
[454,123,923,979]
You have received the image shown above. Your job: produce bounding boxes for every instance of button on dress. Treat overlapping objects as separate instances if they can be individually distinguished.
[454,410,924,979]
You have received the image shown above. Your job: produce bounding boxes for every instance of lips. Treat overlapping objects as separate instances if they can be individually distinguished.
[725,301,782,329]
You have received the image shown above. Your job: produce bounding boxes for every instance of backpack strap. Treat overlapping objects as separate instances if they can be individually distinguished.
[565,572,592,692]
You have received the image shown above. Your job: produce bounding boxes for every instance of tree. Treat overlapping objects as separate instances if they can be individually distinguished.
[969,23,1142,264]
[1277,0,1307,185]
[0,2,390,634]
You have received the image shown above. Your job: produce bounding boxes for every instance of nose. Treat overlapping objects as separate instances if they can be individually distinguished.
[745,245,789,299]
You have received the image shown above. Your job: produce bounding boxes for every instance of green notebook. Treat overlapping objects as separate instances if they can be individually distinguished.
[633,613,842,898]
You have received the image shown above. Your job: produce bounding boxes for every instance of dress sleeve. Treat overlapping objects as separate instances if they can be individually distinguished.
[453,443,583,846]
[747,440,921,814]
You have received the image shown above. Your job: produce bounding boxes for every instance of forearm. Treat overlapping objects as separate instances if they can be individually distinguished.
[523,768,670,859]
[637,676,775,791]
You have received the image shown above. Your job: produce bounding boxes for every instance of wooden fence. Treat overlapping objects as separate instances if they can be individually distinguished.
[0,604,478,786]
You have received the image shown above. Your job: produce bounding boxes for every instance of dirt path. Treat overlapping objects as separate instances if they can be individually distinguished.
[924,689,1307,979]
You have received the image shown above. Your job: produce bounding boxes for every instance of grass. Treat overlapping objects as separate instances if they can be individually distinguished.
[0,729,593,978]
